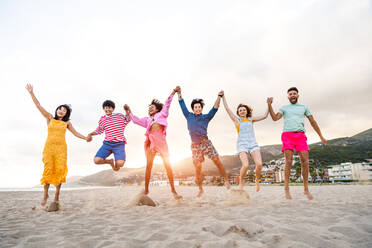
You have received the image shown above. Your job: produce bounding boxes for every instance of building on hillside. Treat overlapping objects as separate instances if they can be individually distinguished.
[328,161,372,182]
[261,168,274,183]
[274,170,285,183]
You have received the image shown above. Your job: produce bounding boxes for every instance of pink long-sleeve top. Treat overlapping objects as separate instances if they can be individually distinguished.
[130,93,174,135]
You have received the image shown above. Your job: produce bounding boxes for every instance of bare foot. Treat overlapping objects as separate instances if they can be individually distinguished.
[255,179,260,192]
[285,190,292,200]
[172,192,183,200]
[196,190,204,198]
[304,191,314,200]
[41,194,49,206]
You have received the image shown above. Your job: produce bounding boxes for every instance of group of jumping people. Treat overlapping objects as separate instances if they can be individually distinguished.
[26,84,327,207]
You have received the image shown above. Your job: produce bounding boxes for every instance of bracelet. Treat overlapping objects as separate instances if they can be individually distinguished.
[218,94,223,97]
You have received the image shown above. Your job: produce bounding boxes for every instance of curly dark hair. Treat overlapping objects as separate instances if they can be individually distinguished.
[54,104,71,122]
[102,100,115,109]
[150,99,163,112]
[287,87,298,93]
[236,104,252,118]
[191,98,205,110]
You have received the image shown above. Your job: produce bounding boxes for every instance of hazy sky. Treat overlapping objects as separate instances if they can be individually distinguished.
[1,0,371,187]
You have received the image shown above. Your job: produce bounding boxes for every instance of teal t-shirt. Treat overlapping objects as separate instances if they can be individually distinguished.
[278,103,312,132]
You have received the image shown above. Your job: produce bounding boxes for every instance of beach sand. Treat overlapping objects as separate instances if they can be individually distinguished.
[1,185,371,248]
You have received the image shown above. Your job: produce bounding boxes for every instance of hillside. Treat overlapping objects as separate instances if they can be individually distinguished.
[308,128,372,166]
[76,128,372,185]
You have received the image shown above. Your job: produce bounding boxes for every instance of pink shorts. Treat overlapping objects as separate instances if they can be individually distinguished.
[144,130,169,156]
[281,132,309,152]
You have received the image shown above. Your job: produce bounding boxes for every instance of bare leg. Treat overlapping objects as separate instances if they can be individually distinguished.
[161,155,182,199]
[250,149,263,192]
[94,157,115,170]
[284,150,294,199]
[212,156,231,190]
[238,152,249,190]
[298,150,314,200]
[41,184,50,206]
[193,163,204,197]
[144,150,156,195]
[113,160,125,171]
[54,184,61,202]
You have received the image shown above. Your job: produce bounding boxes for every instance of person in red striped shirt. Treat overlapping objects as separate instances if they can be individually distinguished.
[88,100,131,171]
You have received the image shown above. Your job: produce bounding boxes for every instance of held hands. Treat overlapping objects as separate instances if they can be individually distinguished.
[173,86,181,95]
[86,134,93,142]
[267,97,273,105]
[218,90,224,97]
[25,84,33,94]
[124,104,131,112]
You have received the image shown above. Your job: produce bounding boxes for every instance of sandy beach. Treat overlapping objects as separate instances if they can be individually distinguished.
[1,185,371,248]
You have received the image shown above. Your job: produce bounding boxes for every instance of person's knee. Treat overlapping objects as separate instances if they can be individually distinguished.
[113,166,120,171]
[212,156,221,164]
[116,160,125,167]
[241,164,249,169]
[94,157,103,164]
[193,163,202,169]
[300,158,308,165]
[256,163,263,169]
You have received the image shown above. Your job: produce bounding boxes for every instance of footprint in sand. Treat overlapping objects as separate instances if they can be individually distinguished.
[223,189,251,206]
[230,189,250,199]
[138,195,156,207]
[44,202,60,212]
[127,190,157,207]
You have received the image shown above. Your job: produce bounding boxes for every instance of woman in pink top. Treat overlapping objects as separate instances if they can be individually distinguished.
[124,86,182,200]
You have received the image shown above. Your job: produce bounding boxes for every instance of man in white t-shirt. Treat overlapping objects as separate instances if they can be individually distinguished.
[268,87,327,200]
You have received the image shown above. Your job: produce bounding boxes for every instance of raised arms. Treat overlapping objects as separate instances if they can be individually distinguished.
[252,104,269,122]
[160,87,178,117]
[124,104,148,128]
[25,84,53,122]
[267,97,282,121]
[214,90,223,109]
[222,92,239,126]
[176,86,191,118]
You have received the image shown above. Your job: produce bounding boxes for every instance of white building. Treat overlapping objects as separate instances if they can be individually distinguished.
[328,162,372,182]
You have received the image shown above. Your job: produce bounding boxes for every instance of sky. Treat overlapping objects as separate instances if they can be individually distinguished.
[1,0,371,187]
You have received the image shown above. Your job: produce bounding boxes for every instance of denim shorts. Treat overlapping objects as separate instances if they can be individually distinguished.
[95,141,126,161]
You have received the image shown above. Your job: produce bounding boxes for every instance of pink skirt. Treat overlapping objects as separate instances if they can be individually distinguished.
[144,130,169,156]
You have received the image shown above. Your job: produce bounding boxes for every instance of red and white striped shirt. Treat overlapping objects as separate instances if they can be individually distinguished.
[95,113,131,143]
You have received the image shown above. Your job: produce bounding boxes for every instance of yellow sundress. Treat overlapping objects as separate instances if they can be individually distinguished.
[41,118,68,186]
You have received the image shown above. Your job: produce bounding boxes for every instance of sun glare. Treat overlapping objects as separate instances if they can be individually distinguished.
[152,153,189,165]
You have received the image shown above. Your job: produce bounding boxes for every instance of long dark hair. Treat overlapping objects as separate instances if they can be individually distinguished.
[54,104,71,122]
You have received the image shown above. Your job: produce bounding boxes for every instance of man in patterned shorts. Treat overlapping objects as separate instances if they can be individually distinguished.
[177,87,231,197]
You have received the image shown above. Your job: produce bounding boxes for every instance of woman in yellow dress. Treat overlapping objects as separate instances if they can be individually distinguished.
[26,84,90,207]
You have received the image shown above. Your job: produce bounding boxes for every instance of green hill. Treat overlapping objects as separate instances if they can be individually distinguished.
[308,128,372,167]
[78,128,372,185]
